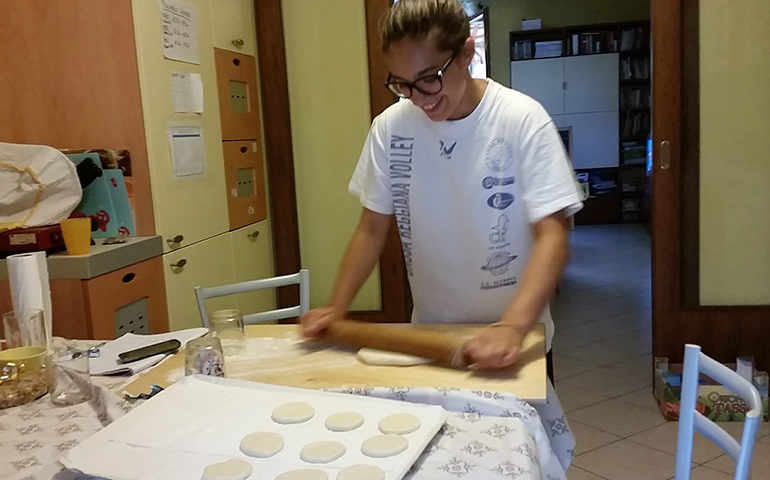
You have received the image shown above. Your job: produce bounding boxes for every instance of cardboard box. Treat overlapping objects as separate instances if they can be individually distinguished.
[654,364,769,422]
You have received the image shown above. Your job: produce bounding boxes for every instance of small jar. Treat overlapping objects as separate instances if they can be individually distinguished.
[184,337,226,377]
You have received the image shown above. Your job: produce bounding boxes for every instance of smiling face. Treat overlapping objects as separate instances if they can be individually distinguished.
[384,35,480,121]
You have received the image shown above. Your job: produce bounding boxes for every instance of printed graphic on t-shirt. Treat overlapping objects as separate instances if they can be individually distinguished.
[489,214,509,247]
[389,134,415,277]
[482,175,515,189]
[484,137,513,171]
[439,139,457,160]
[481,137,518,290]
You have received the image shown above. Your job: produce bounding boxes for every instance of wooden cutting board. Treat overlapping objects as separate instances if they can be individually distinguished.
[121,323,547,402]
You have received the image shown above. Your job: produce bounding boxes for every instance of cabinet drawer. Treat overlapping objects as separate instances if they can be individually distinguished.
[83,257,168,340]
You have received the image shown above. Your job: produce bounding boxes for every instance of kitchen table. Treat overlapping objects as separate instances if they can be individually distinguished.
[0,326,575,480]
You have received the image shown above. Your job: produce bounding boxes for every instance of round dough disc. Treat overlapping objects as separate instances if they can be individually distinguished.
[361,434,408,458]
[300,440,346,463]
[276,469,328,480]
[337,464,386,480]
[271,402,315,424]
[356,348,431,366]
[378,412,421,435]
[239,431,284,458]
[201,459,253,480]
[324,411,364,432]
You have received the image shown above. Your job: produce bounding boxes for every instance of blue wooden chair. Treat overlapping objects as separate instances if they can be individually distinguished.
[195,269,310,328]
[675,344,762,480]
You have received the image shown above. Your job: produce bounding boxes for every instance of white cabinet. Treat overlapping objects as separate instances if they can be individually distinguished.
[563,55,618,113]
[511,53,619,169]
[131,0,274,329]
[511,57,565,114]
[552,112,619,169]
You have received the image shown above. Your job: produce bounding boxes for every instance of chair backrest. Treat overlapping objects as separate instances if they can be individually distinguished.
[194,269,310,329]
[675,344,763,480]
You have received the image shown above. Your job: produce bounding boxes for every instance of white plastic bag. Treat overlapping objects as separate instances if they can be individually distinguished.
[0,142,82,232]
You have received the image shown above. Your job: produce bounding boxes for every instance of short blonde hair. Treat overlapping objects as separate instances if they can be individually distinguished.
[379,0,470,53]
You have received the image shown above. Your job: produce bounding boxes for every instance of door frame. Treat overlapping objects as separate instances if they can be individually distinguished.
[651,0,769,369]
[254,0,409,323]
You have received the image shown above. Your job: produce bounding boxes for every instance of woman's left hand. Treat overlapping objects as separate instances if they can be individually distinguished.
[462,323,529,369]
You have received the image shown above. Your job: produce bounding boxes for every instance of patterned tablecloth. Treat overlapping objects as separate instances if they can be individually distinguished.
[0,341,574,480]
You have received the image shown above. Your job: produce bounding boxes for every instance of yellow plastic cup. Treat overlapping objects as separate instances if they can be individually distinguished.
[60,218,92,255]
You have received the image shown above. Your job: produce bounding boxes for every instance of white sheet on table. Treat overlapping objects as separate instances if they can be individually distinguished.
[61,375,447,480]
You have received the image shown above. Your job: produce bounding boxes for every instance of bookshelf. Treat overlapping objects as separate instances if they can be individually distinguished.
[510,21,651,224]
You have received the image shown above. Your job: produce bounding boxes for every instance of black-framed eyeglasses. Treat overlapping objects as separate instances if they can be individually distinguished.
[384,52,458,99]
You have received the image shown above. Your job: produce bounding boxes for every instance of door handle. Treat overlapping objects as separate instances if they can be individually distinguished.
[659,141,671,170]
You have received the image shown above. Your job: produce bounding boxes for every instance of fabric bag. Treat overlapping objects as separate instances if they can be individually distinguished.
[0,142,82,232]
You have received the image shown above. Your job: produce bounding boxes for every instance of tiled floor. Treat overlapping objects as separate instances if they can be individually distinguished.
[552,223,768,480]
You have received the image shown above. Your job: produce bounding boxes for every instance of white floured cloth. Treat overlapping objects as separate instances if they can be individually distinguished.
[349,79,583,350]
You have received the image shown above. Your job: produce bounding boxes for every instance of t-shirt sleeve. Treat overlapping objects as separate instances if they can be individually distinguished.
[348,115,394,215]
[517,107,583,223]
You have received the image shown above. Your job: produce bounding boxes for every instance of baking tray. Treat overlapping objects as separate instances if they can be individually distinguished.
[62,375,447,480]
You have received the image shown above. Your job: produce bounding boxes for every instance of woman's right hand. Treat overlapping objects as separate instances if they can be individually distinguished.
[300,306,342,338]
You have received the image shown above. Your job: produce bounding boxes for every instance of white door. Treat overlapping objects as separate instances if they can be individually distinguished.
[510,57,565,115]
[563,53,619,114]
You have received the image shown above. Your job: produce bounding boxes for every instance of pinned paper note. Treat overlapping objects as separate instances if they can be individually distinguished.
[167,126,205,178]
[160,0,199,64]
[171,72,203,113]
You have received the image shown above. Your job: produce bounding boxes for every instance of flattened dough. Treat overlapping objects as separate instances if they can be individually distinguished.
[378,412,421,435]
[356,348,431,366]
[240,431,284,457]
[337,464,386,480]
[201,459,253,480]
[300,440,346,463]
[324,411,364,432]
[361,434,408,458]
[271,402,314,424]
[276,469,328,480]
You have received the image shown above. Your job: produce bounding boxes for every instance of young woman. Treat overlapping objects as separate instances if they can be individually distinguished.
[301,0,582,372]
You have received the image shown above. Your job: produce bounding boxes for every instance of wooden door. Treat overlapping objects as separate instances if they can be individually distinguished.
[651,0,769,369]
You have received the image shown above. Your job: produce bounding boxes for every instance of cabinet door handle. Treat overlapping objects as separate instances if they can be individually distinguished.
[659,140,671,170]
[231,38,244,49]
[247,230,260,240]
[167,234,184,247]
[169,259,187,269]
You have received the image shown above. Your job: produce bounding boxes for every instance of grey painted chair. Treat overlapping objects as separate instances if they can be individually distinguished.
[674,343,762,480]
[194,269,310,329]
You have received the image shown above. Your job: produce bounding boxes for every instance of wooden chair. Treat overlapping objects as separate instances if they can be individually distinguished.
[674,343,762,480]
[194,269,309,328]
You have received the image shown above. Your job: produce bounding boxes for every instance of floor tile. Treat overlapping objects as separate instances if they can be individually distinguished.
[572,439,677,480]
[628,421,725,464]
[552,353,597,381]
[567,398,667,438]
[558,342,642,368]
[556,382,610,412]
[616,387,660,412]
[565,466,608,479]
[569,419,622,455]
[607,354,654,378]
[687,465,734,479]
[560,367,651,398]
[703,429,770,479]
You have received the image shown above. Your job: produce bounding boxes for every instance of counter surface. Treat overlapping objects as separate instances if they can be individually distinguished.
[122,323,547,402]
[0,235,163,280]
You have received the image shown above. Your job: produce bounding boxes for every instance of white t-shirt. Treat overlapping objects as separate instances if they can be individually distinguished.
[349,79,582,350]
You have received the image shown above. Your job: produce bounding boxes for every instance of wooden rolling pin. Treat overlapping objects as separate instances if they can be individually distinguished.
[324,319,469,368]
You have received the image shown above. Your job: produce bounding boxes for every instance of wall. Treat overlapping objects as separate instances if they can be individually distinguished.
[281,0,381,310]
[699,0,770,304]
[487,0,649,85]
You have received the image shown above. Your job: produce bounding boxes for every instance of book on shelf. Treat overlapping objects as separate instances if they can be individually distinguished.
[620,27,647,51]
[534,40,562,58]
[512,39,532,60]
